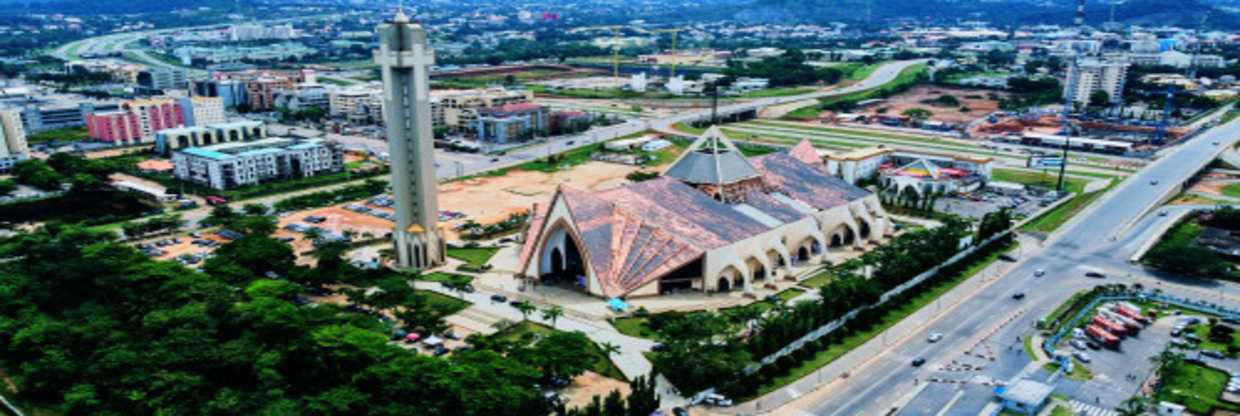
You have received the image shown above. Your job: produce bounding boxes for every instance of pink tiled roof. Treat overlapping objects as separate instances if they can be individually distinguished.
[788,138,821,166]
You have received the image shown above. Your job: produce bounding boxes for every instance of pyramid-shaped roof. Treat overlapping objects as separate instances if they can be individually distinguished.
[788,138,821,166]
[664,126,762,186]
[893,158,943,179]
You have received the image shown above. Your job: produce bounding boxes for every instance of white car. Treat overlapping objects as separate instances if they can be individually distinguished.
[1071,339,1088,350]
[1034,269,1046,277]
[928,332,944,343]
[1073,351,1091,363]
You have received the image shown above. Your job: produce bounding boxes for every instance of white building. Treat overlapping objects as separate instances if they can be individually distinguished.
[230,23,295,42]
[630,72,648,93]
[172,137,342,190]
[1064,59,1128,108]
[182,96,226,126]
[0,109,29,173]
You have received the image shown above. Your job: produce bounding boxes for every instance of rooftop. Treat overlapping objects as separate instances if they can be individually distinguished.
[664,126,762,186]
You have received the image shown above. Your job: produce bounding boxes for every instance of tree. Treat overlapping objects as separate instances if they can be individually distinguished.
[12,159,62,190]
[204,205,237,227]
[1115,397,1147,416]
[1089,90,1112,109]
[902,108,933,120]
[1149,350,1184,379]
[542,305,564,329]
[598,342,621,358]
[515,301,537,322]
[242,203,269,216]
[0,179,16,196]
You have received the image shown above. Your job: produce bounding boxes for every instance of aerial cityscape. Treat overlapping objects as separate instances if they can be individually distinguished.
[0,0,1239,415]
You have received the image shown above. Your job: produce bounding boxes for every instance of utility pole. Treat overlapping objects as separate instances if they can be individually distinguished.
[1057,56,1078,193]
[710,82,720,126]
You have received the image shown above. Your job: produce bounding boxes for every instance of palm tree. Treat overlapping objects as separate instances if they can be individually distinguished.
[1149,350,1183,379]
[541,305,564,329]
[515,301,536,322]
[1115,397,1147,416]
[599,342,621,357]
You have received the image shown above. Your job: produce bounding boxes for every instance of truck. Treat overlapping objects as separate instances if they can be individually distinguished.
[205,195,228,206]
[1113,302,1151,324]
[1092,315,1128,337]
[1099,308,1143,332]
[1086,324,1120,349]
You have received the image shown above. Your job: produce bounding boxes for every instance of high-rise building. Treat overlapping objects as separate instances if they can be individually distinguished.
[0,109,29,173]
[1063,59,1128,109]
[376,12,445,270]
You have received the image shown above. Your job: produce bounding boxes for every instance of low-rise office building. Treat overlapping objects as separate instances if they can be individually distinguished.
[474,103,547,143]
[172,137,342,190]
[155,120,266,154]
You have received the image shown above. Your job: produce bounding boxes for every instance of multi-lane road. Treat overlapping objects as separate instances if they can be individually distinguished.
[769,114,1240,415]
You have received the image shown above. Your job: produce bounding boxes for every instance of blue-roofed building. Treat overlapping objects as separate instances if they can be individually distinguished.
[172,137,343,190]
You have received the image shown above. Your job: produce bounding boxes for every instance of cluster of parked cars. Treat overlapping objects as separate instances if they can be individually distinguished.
[391,329,461,357]
[139,238,183,257]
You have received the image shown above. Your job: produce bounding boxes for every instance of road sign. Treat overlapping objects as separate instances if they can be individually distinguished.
[1027,156,1065,169]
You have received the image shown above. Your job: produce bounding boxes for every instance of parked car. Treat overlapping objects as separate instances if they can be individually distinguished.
[490,294,508,303]
[1071,339,1088,350]
[1073,351,1091,363]
[1203,350,1225,359]
[1086,341,1101,350]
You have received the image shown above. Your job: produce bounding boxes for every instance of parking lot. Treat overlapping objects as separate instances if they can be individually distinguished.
[934,189,1057,220]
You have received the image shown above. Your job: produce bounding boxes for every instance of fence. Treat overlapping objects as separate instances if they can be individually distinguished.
[1041,290,1240,358]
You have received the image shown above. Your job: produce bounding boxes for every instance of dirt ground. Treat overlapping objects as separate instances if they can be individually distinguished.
[153,233,231,262]
[274,205,396,264]
[561,371,632,409]
[862,86,1005,124]
[438,161,641,237]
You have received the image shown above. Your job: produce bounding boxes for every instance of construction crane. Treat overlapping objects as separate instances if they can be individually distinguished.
[648,28,682,78]
[1155,87,1176,145]
[592,25,625,79]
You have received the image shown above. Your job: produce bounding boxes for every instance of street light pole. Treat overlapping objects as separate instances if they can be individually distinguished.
[1057,56,1079,194]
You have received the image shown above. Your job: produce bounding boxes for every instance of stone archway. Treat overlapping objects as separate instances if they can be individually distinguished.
[859,219,872,240]
[717,277,731,292]
[537,221,589,292]
[797,246,810,262]
[746,257,766,282]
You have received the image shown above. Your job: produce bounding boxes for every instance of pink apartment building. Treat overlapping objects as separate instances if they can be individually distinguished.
[86,98,186,145]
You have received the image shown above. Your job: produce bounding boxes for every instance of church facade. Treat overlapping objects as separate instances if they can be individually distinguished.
[517,127,891,299]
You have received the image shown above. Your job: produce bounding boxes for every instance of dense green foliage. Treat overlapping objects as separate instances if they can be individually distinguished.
[0,222,586,415]
[272,179,387,212]
[723,49,843,87]
[654,218,974,395]
[1145,208,1240,279]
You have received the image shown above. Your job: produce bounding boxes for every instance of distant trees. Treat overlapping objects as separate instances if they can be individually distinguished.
[12,159,62,190]
[902,108,933,120]
[724,48,844,87]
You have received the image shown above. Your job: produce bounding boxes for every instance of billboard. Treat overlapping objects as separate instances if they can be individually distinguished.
[1027,156,1064,169]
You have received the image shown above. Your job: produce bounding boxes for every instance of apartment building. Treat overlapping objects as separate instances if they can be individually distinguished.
[1064,59,1128,108]
[0,109,29,172]
[155,120,266,155]
[172,137,343,190]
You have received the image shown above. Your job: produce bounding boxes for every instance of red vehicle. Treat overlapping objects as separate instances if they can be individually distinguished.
[1114,302,1151,324]
[205,195,228,206]
[1099,309,1142,332]
[1086,324,1120,349]
[1091,315,1127,337]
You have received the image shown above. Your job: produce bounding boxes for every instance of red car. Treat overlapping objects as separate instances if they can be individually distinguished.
[404,332,421,343]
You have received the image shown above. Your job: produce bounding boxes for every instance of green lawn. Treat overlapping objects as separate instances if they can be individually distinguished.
[446,247,500,268]
[612,316,658,340]
[26,127,89,144]
[1155,361,1240,415]
[1023,335,1037,361]
[1222,183,1240,199]
[991,169,1087,193]
[493,321,627,380]
[1043,359,1093,381]
[745,240,1015,399]
[517,143,603,173]
[1050,405,1072,416]
[419,272,474,286]
[840,62,885,81]
[1021,184,1113,233]
[800,271,834,289]
[739,87,815,98]
[420,290,471,317]
[1192,323,1240,356]
[775,287,806,303]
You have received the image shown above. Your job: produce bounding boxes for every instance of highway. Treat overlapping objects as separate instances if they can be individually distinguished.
[768,116,1240,415]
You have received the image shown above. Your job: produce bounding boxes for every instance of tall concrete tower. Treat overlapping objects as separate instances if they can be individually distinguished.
[375,11,445,270]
